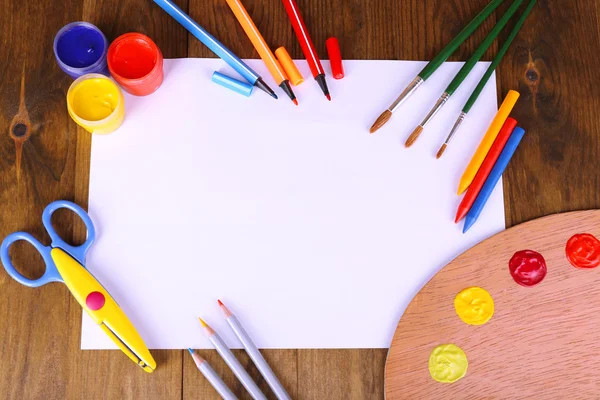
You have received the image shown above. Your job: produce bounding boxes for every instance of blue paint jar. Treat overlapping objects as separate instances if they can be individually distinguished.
[53,22,109,79]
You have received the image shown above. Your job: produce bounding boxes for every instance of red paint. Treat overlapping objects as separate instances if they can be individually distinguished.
[86,291,106,311]
[566,233,600,269]
[107,33,164,96]
[509,250,547,287]
[326,37,344,80]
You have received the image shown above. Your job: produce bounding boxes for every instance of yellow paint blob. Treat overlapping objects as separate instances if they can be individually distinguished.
[454,286,494,325]
[428,344,468,383]
[67,73,124,134]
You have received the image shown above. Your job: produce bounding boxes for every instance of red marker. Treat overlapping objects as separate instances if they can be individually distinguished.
[455,117,518,222]
[281,0,331,100]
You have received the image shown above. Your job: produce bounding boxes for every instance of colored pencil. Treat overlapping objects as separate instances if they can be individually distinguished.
[404,0,523,148]
[437,0,537,158]
[225,0,298,105]
[458,90,520,194]
[218,300,291,400]
[281,0,331,100]
[455,117,517,222]
[463,126,526,233]
[153,0,277,99]
[369,0,504,133]
[188,349,239,400]
[198,318,267,400]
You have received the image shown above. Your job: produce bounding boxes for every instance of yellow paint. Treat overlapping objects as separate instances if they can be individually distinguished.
[67,73,124,134]
[458,90,520,194]
[51,248,156,372]
[428,344,468,383]
[454,286,495,325]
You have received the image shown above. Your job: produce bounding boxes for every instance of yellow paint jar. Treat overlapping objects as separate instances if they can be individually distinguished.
[67,73,125,134]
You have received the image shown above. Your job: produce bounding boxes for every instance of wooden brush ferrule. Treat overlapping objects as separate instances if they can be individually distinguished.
[389,76,424,113]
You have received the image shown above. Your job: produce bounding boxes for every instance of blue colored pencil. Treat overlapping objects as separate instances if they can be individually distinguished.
[463,127,526,233]
[153,0,277,99]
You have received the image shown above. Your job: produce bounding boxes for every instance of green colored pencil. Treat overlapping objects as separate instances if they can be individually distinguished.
[369,0,505,134]
[437,0,537,158]
[405,0,524,148]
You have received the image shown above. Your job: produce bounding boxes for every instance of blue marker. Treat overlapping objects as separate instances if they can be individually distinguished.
[153,0,277,99]
[463,126,526,233]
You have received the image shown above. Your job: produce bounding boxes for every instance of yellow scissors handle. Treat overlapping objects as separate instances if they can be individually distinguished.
[51,248,156,372]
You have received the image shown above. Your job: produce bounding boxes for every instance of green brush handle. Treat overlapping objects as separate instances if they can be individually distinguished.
[418,0,505,81]
[445,0,524,95]
[462,0,537,113]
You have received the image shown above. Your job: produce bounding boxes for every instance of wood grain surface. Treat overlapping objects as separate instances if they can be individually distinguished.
[0,0,598,398]
[386,211,600,399]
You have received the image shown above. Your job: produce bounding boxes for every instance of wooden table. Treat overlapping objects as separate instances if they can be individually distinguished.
[1,0,599,398]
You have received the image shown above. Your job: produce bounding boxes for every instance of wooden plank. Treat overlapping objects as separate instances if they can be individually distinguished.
[386,211,600,398]
[497,0,600,228]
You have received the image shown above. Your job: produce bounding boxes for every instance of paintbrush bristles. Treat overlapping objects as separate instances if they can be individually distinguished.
[436,144,447,159]
[369,110,392,134]
[405,126,423,148]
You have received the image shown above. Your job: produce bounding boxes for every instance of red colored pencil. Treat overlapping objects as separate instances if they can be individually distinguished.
[455,117,518,223]
[281,0,331,100]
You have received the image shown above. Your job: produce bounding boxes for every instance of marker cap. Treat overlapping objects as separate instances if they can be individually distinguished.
[275,47,304,86]
[211,71,254,97]
[326,37,344,79]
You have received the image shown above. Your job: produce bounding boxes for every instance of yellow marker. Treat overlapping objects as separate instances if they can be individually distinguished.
[224,0,297,104]
[428,344,468,383]
[457,90,520,194]
[454,286,494,325]
[67,73,125,134]
[275,47,304,86]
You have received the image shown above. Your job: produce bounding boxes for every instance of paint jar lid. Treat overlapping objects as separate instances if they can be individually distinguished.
[107,33,164,96]
[326,37,344,80]
[275,47,304,86]
[54,22,109,79]
[212,71,254,97]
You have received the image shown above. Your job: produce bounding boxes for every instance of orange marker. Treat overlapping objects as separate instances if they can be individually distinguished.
[225,0,297,105]
[455,117,518,222]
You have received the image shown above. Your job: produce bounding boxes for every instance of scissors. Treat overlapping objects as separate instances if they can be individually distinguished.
[0,200,156,373]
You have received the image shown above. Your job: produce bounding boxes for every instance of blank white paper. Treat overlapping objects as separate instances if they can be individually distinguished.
[83,58,504,349]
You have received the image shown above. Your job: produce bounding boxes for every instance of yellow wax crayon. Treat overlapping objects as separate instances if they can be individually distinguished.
[458,90,520,194]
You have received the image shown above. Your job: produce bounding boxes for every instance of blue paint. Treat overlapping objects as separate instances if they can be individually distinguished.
[54,22,109,78]
[463,127,526,233]
[212,71,254,97]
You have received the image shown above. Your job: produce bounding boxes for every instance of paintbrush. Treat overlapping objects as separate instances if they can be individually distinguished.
[369,0,504,134]
[404,0,524,148]
[436,0,537,158]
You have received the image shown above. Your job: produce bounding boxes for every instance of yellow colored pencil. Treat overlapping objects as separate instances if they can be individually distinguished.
[225,0,297,105]
[457,90,520,194]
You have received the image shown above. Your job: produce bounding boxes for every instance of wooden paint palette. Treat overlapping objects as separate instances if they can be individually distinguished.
[385,211,600,399]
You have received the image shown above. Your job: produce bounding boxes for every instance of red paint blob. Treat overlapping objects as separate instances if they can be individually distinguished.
[85,291,106,311]
[566,233,600,269]
[107,33,164,96]
[509,250,547,287]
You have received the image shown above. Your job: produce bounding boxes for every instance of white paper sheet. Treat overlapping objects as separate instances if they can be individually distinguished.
[83,58,504,349]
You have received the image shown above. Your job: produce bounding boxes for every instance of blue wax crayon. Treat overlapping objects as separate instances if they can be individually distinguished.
[463,126,526,233]
[53,22,109,78]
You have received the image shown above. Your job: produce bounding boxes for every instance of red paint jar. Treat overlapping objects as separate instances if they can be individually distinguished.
[107,33,164,96]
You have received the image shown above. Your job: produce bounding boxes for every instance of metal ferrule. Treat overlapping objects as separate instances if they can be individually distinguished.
[444,112,467,144]
[420,92,451,128]
[389,76,424,113]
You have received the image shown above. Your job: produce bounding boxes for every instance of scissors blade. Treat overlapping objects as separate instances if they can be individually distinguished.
[99,323,156,373]
[49,248,156,373]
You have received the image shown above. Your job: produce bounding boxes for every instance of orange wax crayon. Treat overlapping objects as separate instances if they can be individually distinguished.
[455,117,518,222]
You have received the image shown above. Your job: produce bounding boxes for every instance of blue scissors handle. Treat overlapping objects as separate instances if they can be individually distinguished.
[0,200,96,288]
[42,200,96,265]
